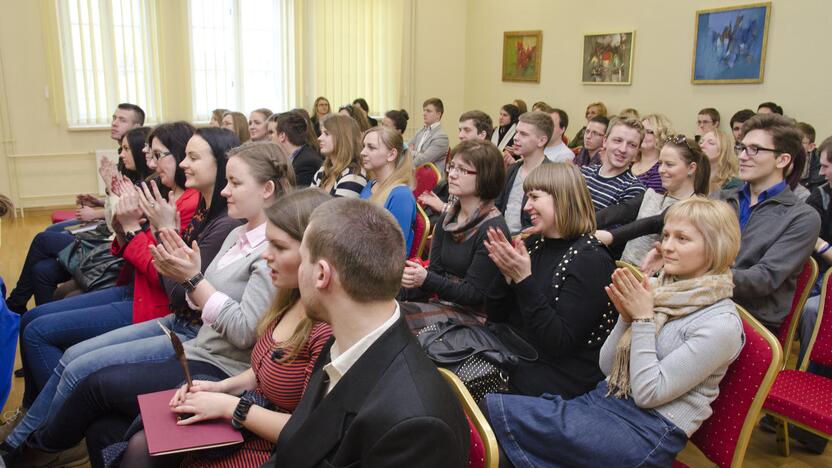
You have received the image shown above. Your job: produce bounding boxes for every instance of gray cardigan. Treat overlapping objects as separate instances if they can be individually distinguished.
[599,298,744,436]
[719,186,821,330]
[184,225,275,376]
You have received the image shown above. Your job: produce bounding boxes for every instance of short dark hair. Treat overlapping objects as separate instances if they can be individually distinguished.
[459,110,493,138]
[423,98,444,116]
[518,111,555,146]
[118,103,145,126]
[452,140,505,201]
[698,108,721,125]
[729,109,756,129]
[758,101,784,115]
[500,104,521,126]
[275,112,309,147]
[306,198,405,302]
[550,108,569,131]
[589,115,610,129]
[740,113,805,189]
[148,121,196,189]
[384,109,410,133]
[796,122,816,144]
[352,98,370,113]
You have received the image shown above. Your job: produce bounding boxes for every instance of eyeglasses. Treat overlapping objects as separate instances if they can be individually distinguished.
[663,134,688,145]
[447,164,477,176]
[148,150,173,162]
[585,129,605,139]
[697,119,714,126]
[734,142,782,156]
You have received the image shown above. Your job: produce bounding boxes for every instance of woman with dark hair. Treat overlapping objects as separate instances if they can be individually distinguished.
[311,114,367,198]
[483,163,617,398]
[116,189,333,468]
[1,127,242,461]
[5,126,157,312]
[491,104,520,156]
[595,136,711,266]
[310,96,331,136]
[9,144,299,468]
[400,140,508,328]
[382,109,410,135]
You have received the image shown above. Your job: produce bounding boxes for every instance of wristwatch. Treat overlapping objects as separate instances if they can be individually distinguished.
[179,272,205,292]
[231,394,255,429]
[123,229,141,244]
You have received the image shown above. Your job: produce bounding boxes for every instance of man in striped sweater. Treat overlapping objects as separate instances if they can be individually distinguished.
[581,117,646,211]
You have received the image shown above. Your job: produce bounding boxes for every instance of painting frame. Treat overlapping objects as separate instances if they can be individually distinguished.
[691,2,771,84]
[581,31,635,86]
[502,30,543,83]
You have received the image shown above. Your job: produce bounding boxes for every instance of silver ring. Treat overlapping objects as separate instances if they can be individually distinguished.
[149,202,156,208]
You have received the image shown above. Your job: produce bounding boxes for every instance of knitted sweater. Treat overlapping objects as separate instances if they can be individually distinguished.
[598,298,744,436]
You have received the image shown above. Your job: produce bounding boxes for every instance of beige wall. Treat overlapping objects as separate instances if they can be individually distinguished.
[464,0,832,142]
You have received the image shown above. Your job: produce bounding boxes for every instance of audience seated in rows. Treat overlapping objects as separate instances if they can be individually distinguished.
[311,114,368,198]
[485,163,617,398]
[484,197,745,467]
[359,127,417,255]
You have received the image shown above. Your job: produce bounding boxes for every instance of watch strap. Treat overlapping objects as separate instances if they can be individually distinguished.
[180,272,205,292]
[231,394,255,429]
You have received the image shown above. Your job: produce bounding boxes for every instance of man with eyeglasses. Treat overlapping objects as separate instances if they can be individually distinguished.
[574,115,609,167]
[695,107,720,142]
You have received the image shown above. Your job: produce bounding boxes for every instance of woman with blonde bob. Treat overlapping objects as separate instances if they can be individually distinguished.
[483,163,617,398]
[699,127,741,194]
[485,196,745,468]
[359,127,417,254]
[311,114,367,198]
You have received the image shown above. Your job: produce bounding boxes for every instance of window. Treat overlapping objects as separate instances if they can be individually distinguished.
[188,0,296,121]
[55,0,161,126]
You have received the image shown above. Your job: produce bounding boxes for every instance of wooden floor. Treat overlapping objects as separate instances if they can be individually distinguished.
[1,209,830,467]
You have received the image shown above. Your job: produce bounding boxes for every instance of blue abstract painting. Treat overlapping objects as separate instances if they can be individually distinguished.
[692,3,770,83]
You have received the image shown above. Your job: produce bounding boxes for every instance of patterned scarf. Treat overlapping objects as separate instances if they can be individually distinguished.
[442,200,500,243]
[606,272,734,398]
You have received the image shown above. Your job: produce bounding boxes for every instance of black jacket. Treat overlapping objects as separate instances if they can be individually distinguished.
[292,145,324,187]
[264,318,469,468]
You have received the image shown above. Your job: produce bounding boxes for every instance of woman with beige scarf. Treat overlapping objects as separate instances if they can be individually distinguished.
[483,197,745,468]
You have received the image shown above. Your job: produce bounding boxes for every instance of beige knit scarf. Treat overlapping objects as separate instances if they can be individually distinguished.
[606,272,734,399]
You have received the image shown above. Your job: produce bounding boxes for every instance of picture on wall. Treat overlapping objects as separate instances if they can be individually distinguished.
[692,2,771,84]
[502,30,542,83]
[581,31,634,85]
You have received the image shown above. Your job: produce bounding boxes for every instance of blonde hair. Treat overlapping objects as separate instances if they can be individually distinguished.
[664,197,740,275]
[257,188,332,362]
[320,114,362,191]
[222,111,251,143]
[618,108,640,120]
[587,102,608,117]
[706,128,738,192]
[523,163,596,238]
[641,113,675,151]
[363,127,413,207]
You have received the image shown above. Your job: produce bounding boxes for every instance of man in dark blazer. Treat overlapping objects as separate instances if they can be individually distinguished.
[272,111,323,187]
[264,198,469,468]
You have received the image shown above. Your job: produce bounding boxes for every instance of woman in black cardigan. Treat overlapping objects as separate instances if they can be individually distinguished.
[484,163,617,398]
[400,140,509,329]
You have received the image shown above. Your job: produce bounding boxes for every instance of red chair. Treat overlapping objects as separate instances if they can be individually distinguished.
[674,305,782,467]
[51,210,76,224]
[777,258,818,369]
[409,204,430,260]
[763,268,832,456]
[438,368,498,468]
[413,162,442,199]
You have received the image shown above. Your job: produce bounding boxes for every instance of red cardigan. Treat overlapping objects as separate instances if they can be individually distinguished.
[112,188,200,323]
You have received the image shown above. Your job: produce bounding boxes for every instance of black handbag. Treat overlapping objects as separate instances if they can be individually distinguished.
[73,243,124,292]
[417,320,538,402]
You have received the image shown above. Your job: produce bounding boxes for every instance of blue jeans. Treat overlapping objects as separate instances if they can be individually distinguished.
[7,228,75,307]
[8,312,200,449]
[486,381,688,468]
[45,219,82,233]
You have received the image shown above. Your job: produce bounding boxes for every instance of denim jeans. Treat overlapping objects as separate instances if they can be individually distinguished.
[486,381,688,468]
[7,229,75,307]
[8,310,200,449]
[45,219,82,233]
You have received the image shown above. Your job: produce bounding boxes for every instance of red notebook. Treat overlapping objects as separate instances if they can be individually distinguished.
[138,388,244,456]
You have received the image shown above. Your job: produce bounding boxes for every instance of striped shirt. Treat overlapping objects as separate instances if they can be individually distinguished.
[634,161,665,193]
[311,166,368,198]
[581,164,646,211]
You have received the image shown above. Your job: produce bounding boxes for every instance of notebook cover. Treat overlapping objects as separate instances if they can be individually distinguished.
[138,388,244,456]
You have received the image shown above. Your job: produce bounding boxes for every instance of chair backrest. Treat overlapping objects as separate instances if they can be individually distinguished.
[413,162,441,198]
[409,204,430,259]
[777,257,818,368]
[687,305,782,467]
[438,368,499,468]
[615,260,644,281]
[803,268,832,369]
